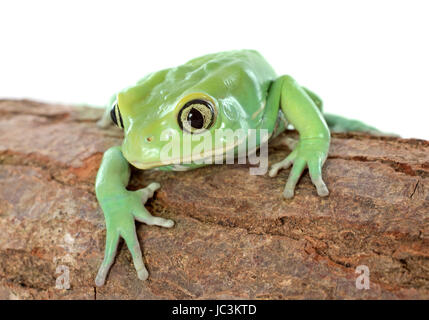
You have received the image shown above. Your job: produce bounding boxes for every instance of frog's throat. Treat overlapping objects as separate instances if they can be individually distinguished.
[131,131,272,170]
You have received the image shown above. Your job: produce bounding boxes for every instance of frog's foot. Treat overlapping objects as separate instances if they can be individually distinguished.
[95,182,174,287]
[268,139,330,199]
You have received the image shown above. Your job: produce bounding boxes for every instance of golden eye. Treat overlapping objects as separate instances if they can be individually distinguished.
[178,99,215,134]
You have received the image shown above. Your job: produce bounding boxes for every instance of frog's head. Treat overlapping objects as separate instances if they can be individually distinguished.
[111,84,226,170]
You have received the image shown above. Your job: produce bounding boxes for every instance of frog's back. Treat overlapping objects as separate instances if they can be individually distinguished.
[184,50,275,76]
[130,50,278,133]
[182,50,277,95]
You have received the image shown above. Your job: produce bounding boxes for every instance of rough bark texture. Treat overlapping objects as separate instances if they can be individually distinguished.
[0,99,428,300]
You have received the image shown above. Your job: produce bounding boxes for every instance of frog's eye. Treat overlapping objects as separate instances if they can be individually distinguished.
[110,102,124,129]
[178,99,215,134]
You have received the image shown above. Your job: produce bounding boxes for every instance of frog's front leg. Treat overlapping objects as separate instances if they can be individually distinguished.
[94,146,174,286]
[268,75,330,199]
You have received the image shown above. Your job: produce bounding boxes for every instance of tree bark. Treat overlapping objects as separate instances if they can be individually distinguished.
[0,99,428,299]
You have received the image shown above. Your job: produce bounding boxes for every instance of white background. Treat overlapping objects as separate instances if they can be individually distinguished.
[1,0,428,139]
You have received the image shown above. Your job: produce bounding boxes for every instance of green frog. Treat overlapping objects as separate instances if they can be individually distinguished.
[94,50,378,286]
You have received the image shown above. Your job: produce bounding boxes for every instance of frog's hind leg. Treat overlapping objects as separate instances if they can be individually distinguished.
[303,87,384,135]
[302,87,323,112]
[323,113,383,134]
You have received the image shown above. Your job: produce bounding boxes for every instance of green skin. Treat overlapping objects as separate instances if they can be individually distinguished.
[94,50,377,286]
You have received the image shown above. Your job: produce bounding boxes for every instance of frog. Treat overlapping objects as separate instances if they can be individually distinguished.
[94,50,379,286]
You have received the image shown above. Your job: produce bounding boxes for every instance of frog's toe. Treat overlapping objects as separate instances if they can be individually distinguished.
[283,188,295,199]
[268,151,297,178]
[95,230,120,286]
[137,266,149,281]
[95,267,108,287]
[314,178,329,197]
[146,182,161,191]
[156,217,175,228]
[133,204,175,228]
[121,230,151,282]
[308,160,329,197]
[143,216,175,228]
[268,163,282,177]
[282,159,306,199]
[136,182,161,203]
[268,158,293,177]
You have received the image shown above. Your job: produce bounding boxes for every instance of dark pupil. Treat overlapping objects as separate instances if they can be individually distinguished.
[187,108,204,129]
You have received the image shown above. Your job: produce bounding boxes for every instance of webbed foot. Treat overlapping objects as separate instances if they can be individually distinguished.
[95,182,174,286]
[269,138,329,199]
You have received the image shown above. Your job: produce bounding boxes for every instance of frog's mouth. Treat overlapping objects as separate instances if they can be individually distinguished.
[131,160,170,170]
[130,145,235,170]
[130,131,271,170]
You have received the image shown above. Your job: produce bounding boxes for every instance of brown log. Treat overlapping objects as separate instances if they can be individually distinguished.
[0,99,428,299]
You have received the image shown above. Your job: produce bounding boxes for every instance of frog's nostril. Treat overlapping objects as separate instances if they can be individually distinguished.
[146,136,154,143]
